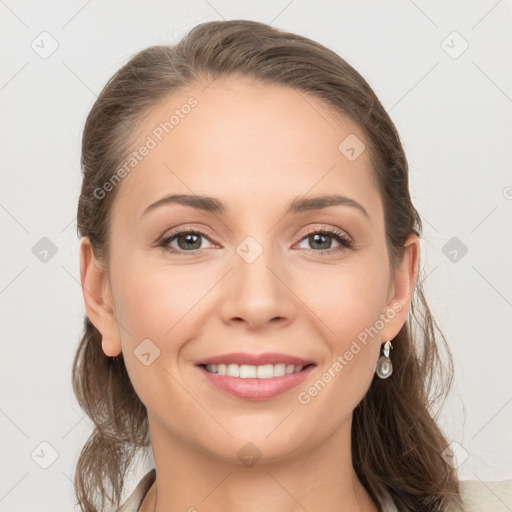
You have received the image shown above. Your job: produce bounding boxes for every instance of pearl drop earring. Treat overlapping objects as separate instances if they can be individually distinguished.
[376,340,393,379]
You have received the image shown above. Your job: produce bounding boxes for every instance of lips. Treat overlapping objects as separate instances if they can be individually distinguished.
[194,352,317,400]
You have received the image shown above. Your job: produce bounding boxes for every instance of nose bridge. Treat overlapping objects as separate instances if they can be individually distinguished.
[237,236,277,289]
[220,233,294,327]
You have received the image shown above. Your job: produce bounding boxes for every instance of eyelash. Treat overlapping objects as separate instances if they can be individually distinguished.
[158,225,353,256]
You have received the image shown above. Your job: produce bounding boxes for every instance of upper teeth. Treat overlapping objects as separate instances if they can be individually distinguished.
[205,363,304,379]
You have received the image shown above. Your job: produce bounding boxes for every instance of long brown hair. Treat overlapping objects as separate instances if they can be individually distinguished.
[73,19,461,511]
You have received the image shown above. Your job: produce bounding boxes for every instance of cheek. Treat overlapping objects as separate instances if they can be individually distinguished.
[298,258,390,344]
[294,259,388,403]
[110,257,204,409]
[112,255,204,345]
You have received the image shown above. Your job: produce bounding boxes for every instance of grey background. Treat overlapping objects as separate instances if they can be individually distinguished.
[1,1,511,510]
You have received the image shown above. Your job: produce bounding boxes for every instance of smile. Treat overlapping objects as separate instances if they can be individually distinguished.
[197,363,316,401]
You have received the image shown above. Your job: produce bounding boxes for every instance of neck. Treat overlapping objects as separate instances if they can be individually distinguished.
[140,415,378,512]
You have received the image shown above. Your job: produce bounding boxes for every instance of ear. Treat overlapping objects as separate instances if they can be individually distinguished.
[378,232,420,342]
[79,237,122,357]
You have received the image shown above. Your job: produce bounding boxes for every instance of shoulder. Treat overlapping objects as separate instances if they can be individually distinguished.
[380,480,512,512]
[113,469,156,512]
[459,480,512,511]
[110,473,512,512]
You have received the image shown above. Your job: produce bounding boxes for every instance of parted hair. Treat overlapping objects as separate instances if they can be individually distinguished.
[73,19,461,512]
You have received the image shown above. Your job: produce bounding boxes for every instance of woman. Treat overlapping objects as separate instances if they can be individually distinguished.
[73,19,505,512]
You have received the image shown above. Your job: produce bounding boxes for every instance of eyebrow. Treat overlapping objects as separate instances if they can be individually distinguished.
[141,193,370,219]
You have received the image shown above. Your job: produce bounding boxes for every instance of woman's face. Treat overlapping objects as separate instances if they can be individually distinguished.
[81,77,418,464]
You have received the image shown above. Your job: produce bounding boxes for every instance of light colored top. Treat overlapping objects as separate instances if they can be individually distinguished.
[114,469,512,512]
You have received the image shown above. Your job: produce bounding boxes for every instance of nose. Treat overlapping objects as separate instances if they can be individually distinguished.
[218,240,297,331]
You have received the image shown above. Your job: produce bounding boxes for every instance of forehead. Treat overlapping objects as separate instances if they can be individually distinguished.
[111,77,382,226]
